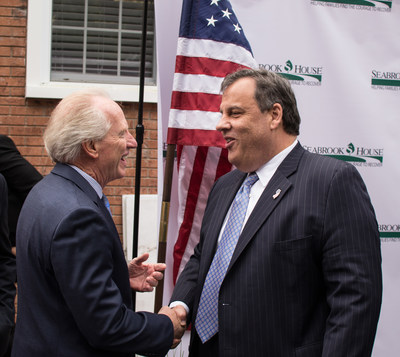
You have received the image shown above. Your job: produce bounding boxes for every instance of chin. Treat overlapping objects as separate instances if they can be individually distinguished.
[227,153,236,165]
[231,160,252,173]
[117,165,127,177]
[228,154,243,169]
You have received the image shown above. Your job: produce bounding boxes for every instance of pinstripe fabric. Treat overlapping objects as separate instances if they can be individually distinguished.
[171,143,382,357]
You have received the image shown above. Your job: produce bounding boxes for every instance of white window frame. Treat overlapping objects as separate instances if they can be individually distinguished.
[26,0,158,103]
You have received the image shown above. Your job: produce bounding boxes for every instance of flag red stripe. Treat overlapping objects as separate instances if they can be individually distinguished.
[175,55,248,77]
[170,91,221,112]
[167,128,226,147]
[173,146,209,283]
[176,144,183,171]
[215,148,232,180]
[172,148,232,282]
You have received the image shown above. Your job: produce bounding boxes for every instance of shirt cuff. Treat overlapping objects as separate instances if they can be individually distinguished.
[169,301,190,314]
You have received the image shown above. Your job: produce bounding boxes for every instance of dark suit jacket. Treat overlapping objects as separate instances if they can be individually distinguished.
[0,135,42,246]
[12,163,172,357]
[0,174,16,356]
[171,143,382,357]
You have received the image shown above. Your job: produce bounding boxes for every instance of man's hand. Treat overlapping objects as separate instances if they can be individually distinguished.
[171,304,187,322]
[128,253,166,292]
[158,306,186,349]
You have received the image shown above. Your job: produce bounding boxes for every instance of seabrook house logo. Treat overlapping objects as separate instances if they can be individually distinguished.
[259,60,323,86]
[303,142,384,167]
[371,70,400,91]
[311,0,392,12]
[379,224,400,242]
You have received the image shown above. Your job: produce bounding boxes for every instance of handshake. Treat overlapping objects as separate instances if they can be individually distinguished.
[158,305,187,349]
[128,254,186,348]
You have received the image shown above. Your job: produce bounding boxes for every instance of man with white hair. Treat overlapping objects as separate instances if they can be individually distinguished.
[12,89,185,357]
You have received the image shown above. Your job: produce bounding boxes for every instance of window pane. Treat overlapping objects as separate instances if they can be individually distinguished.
[88,0,119,29]
[52,28,84,74]
[121,33,154,78]
[121,0,154,31]
[51,0,156,85]
[86,30,118,75]
[53,0,85,27]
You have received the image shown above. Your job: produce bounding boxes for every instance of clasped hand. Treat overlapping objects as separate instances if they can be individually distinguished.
[128,253,186,348]
[158,306,187,349]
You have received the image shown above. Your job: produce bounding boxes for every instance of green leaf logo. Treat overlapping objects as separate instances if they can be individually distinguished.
[284,60,293,72]
[347,143,355,154]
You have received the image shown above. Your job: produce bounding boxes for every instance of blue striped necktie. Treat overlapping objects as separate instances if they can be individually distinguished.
[195,172,259,343]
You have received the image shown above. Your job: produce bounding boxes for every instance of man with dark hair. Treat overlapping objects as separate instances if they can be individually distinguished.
[170,69,382,356]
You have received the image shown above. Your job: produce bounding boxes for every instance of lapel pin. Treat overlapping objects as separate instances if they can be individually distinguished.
[272,189,281,199]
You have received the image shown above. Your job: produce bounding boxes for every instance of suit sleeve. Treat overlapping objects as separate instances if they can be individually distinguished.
[0,135,42,246]
[321,163,382,356]
[50,207,173,356]
[0,135,42,201]
[0,174,16,355]
[170,240,202,324]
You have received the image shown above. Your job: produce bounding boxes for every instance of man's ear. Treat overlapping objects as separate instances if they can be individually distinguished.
[82,140,99,159]
[270,103,283,130]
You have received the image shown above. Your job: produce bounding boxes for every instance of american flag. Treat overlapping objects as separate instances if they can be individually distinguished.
[167,0,257,283]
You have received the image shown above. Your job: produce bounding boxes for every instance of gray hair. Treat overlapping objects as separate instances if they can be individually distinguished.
[221,69,301,135]
[44,89,113,163]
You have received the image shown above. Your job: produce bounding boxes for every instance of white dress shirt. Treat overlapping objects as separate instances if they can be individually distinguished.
[220,139,298,239]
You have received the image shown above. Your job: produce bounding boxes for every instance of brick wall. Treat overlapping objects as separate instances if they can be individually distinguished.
[0,0,159,237]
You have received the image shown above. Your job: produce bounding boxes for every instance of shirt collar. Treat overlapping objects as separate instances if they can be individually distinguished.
[68,164,103,198]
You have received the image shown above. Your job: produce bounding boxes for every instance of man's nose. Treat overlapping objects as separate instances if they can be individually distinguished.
[127,132,137,148]
[216,113,228,132]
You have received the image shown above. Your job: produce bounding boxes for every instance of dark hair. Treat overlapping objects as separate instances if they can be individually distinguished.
[221,69,300,135]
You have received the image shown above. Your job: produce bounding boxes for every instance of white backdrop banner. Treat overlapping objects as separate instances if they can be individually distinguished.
[156,1,400,355]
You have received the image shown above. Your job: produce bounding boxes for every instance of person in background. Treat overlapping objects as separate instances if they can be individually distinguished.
[170,69,382,356]
[0,174,16,357]
[12,89,185,357]
[0,135,43,255]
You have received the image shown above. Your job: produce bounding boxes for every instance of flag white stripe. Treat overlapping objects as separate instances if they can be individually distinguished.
[177,37,257,68]
[169,109,221,130]
[172,73,223,94]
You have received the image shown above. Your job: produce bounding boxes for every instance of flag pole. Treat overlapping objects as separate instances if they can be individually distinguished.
[154,143,175,312]
[132,0,149,308]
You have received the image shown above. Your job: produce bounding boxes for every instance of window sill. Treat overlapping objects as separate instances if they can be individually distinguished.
[25,81,158,103]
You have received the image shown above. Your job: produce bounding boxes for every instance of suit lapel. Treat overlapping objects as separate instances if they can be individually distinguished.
[51,163,118,234]
[52,163,98,201]
[227,143,305,271]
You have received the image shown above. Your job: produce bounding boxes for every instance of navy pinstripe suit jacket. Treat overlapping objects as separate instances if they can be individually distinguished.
[171,143,382,357]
